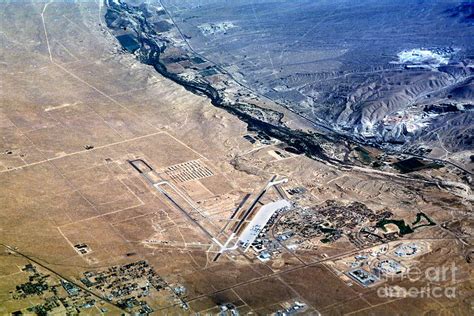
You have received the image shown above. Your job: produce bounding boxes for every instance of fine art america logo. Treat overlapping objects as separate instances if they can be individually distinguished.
[377,263,458,299]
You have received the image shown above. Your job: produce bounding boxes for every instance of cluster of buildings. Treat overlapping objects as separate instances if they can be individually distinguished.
[238,200,291,250]
[78,260,181,314]
[219,303,239,316]
[276,200,394,246]
[274,301,307,315]
[347,268,380,287]
[11,259,190,315]
[237,199,291,261]
[340,242,422,288]
[394,242,420,257]
[12,264,102,315]
[243,132,275,145]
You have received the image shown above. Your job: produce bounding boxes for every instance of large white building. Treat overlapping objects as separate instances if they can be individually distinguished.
[238,199,291,250]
